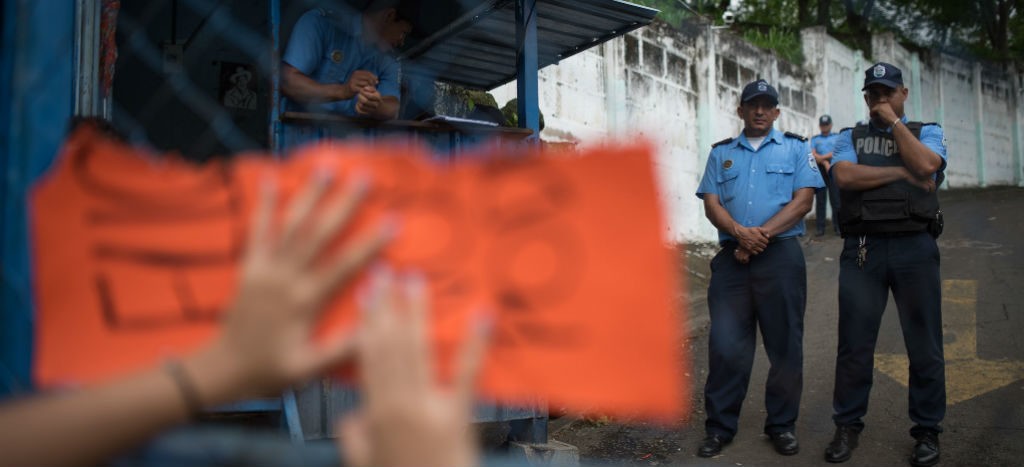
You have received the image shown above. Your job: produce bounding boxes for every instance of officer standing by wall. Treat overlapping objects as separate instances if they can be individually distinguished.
[695,79,823,458]
[825,62,947,467]
[812,115,841,235]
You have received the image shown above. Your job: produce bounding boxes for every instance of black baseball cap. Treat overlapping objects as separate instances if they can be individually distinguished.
[862,62,903,90]
[819,115,832,125]
[740,79,779,107]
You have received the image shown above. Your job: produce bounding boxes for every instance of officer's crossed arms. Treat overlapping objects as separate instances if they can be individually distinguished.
[831,84,942,193]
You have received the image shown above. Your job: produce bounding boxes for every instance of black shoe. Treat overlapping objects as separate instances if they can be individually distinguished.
[769,431,800,455]
[816,230,826,237]
[697,434,729,458]
[825,425,860,463]
[911,432,940,466]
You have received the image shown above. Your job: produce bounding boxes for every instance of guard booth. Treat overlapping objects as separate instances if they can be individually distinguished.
[0,0,657,452]
[267,0,658,444]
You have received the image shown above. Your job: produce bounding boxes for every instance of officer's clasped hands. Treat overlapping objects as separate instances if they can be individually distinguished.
[733,224,770,255]
[356,87,384,116]
[345,69,380,98]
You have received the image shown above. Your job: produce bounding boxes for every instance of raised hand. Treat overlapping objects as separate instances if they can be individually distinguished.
[205,169,396,399]
[337,267,490,467]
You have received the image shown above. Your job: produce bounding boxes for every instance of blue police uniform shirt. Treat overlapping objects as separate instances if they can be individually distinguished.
[697,127,825,243]
[811,132,839,156]
[283,9,401,116]
[831,116,947,175]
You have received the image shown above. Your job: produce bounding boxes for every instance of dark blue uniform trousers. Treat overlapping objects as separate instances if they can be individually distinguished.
[704,237,806,439]
[815,166,840,234]
[832,232,945,435]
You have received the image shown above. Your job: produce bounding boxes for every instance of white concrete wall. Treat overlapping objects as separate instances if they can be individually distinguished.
[491,22,1024,243]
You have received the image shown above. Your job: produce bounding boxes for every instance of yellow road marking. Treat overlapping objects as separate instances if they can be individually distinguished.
[875,279,1024,405]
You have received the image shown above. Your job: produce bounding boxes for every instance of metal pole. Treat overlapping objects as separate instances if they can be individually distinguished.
[269,0,282,155]
[515,0,539,143]
[511,3,547,442]
[974,62,986,187]
[1,0,75,397]
[936,55,949,189]
[911,53,923,119]
[1012,69,1023,186]
[697,22,716,167]
[853,50,863,121]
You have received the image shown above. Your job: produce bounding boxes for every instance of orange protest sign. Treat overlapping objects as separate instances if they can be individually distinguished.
[31,129,689,421]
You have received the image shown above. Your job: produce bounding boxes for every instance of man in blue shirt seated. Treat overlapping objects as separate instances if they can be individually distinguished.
[281,0,414,120]
[694,79,823,459]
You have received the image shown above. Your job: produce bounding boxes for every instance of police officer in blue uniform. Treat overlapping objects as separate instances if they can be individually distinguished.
[825,62,947,467]
[812,115,841,235]
[695,79,823,458]
[281,1,414,119]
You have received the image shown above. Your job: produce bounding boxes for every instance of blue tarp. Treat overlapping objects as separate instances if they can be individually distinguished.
[0,0,74,397]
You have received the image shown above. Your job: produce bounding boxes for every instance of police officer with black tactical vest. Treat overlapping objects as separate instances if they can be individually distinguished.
[825,62,947,467]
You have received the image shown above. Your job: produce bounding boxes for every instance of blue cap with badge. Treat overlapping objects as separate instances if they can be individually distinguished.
[740,79,779,107]
[862,62,903,90]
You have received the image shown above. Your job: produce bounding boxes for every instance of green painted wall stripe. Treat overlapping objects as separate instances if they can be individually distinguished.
[974,64,986,187]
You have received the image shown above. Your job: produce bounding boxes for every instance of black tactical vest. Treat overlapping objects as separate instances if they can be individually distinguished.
[837,122,942,236]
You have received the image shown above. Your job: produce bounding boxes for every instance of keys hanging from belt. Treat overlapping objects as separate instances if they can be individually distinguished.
[856,235,867,269]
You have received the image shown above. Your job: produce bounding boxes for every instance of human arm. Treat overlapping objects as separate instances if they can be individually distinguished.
[829,127,934,192]
[280,10,385,108]
[337,268,488,467]
[870,104,943,178]
[832,162,935,192]
[353,57,401,120]
[696,148,769,253]
[354,86,400,120]
[702,194,769,254]
[759,187,815,238]
[810,137,833,167]
[756,141,822,238]
[0,171,394,467]
[281,64,380,106]
[812,151,833,169]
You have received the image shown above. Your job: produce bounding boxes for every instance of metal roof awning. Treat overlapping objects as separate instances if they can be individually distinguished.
[397,0,658,90]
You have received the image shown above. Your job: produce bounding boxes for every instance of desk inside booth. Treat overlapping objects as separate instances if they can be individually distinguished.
[278,111,534,159]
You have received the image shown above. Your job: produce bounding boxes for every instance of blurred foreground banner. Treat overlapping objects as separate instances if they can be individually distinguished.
[31,129,689,422]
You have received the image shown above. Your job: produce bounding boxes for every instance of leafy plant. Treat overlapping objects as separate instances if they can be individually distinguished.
[742,27,806,64]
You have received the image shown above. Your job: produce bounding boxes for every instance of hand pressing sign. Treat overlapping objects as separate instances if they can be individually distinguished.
[31,128,689,422]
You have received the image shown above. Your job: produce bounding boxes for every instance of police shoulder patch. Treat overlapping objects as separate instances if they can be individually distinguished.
[711,137,734,148]
[783,131,807,142]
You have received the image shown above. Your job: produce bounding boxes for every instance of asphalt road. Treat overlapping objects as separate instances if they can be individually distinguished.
[553,186,1024,467]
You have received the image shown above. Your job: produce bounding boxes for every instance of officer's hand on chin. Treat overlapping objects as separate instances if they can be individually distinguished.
[869,104,898,126]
